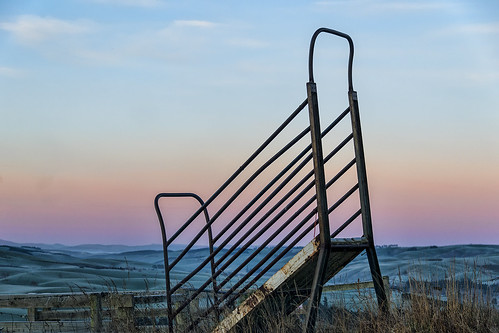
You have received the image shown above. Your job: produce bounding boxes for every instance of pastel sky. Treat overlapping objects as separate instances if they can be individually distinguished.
[0,0,498,246]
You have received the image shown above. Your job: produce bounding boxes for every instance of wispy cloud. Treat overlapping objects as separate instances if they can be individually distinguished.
[372,1,455,12]
[227,38,268,49]
[0,66,26,78]
[449,22,499,35]
[0,15,251,69]
[172,20,218,29]
[466,71,499,83]
[0,15,96,45]
[90,0,165,8]
[315,0,457,13]
[434,22,499,42]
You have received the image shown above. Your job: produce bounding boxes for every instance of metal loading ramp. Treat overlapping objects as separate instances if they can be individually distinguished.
[155,28,387,333]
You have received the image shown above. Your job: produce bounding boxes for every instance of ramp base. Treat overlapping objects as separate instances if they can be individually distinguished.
[213,237,368,332]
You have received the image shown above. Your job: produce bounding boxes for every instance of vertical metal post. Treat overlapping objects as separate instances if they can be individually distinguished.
[303,81,331,333]
[348,90,388,310]
[155,195,174,333]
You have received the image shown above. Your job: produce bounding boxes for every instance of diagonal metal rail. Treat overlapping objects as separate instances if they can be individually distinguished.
[155,27,387,333]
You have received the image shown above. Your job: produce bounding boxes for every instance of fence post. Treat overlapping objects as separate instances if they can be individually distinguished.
[383,276,391,302]
[90,293,103,332]
[115,294,135,331]
[27,307,39,321]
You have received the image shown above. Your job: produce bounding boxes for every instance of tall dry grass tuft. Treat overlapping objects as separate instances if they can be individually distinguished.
[234,262,498,333]
[389,261,498,333]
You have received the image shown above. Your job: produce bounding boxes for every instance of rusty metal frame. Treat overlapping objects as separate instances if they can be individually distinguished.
[155,27,387,332]
[304,27,387,331]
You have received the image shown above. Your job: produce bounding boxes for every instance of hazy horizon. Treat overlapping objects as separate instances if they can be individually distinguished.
[2,237,497,249]
[1,241,497,297]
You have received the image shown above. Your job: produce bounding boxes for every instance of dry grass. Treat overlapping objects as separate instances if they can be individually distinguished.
[230,263,499,333]
[122,263,498,332]
[4,264,495,332]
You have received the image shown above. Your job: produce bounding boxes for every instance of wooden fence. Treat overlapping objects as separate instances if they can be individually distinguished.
[0,291,168,332]
[0,276,389,332]
[324,276,390,294]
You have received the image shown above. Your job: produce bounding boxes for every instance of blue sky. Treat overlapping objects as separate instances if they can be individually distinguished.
[0,0,498,246]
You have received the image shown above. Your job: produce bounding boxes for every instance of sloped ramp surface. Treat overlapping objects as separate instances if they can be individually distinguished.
[213,237,368,332]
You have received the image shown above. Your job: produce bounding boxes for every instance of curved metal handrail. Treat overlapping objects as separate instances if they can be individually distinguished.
[154,192,215,332]
[308,27,355,92]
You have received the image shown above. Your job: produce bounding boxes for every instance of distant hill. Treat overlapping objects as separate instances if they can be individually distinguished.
[0,239,188,253]
[0,241,299,294]
[0,240,497,303]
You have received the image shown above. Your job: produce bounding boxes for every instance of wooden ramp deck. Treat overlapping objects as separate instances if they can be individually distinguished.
[213,237,368,332]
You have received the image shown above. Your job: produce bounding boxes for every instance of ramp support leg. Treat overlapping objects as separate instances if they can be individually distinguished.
[349,90,388,311]
[303,81,331,333]
[366,246,388,311]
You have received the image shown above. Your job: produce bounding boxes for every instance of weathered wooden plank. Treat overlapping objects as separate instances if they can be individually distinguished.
[0,290,190,332]
[0,320,90,333]
[213,238,364,332]
[139,325,169,332]
[0,292,135,309]
[0,294,90,308]
[27,307,156,323]
[103,293,134,308]
[323,275,389,292]
[134,307,167,318]
[134,294,166,304]
[37,309,91,321]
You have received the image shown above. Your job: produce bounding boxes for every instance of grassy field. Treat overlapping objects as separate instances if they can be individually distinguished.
[227,265,499,333]
[1,241,498,332]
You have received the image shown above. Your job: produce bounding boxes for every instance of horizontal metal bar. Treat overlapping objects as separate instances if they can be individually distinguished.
[166,100,309,272]
[214,153,356,289]
[172,116,353,294]
[167,107,355,322]
[173,142,356,302]
[228,213,318,303]
[215,200,317,291]
[325,158,356,192]
[213,152,315,268]
[228,172,360,305]
[171,183,318,311]
[327,183,359,214]
[176,186,322,315]
[215,156,356,292]
[212,207,318,308]
[184,225,311,333]
[165,99,308,248]
[212,125,311,245]
[185,164,361,325]
[330,209,362,239]
[209,114,352,280]
[212,106,349,247]
[169,134,311,292]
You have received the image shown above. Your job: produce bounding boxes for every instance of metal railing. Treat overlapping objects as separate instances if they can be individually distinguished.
[155,28,386,332]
